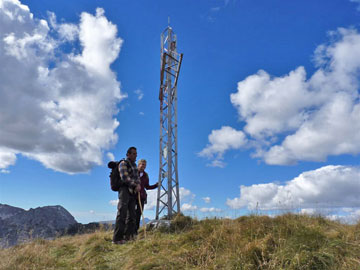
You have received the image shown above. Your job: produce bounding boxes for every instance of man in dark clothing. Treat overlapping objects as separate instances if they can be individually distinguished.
[113,147,141,244]
[135,159,158,234]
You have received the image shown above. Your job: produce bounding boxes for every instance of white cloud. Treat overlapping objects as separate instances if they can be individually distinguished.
[0,149,17,172]
[106,152,115,161]
[73,8,122,76]
[306,208,360,224]
[207,159,226,168]
[227,165,360,211]
[200,207,222,213]
[58,23,78,41]
[181,203,198,212]
[202,27,360,166]
[180,187,196,203]
[202,197,211,203]
[145,186,196,211]
[0,1,125,173]
[300,208,317,215]
[199,126,247,167]
[230,67,312,139]
[48,12,78,42]
[144,189,158,210]
[111,187,202,215]
[109,187,197,213]
[134,89,144,100]
[349,209,360,220]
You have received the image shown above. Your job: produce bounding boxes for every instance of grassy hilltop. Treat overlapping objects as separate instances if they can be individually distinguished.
[0,214,359,270]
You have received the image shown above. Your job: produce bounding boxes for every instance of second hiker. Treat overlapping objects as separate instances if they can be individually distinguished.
[136,159,158,234]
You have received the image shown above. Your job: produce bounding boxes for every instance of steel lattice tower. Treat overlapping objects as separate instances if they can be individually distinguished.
[156,25,183,220]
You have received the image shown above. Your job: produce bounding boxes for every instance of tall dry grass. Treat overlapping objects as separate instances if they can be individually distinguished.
[0,213,359,270]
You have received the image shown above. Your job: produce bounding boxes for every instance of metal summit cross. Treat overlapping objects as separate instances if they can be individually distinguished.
[156,24,183,220]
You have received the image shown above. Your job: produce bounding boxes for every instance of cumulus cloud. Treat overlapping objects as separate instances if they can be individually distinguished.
[48,12,78,42]
[144,189,158,210]
[144,186,195,211]
[180,187,196,202]
[346,209,360,222]
[201,27,360,166]
[74,8,122,76]
[300,207,360,224]
[0,149,17,170]
[0,0,125,173]
[227,165,360,211]
[199,126,247,167]
[200,207,222,213]
[111,187,198,214]
[112,187,214,216]
[202,197,211,203]
[230,67,312,139]
[181,203,198,212]
[106,152,115,161]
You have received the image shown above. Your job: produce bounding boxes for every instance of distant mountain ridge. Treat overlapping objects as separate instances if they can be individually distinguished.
[0,204,149,248]
[0,204,78,248]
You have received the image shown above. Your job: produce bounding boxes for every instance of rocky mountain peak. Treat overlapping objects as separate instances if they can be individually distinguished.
[0,204,25,220]
[0,204,78,248]
[14,205,78,230]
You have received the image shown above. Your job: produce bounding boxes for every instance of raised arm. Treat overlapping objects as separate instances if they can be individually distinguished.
[144,172,158,190]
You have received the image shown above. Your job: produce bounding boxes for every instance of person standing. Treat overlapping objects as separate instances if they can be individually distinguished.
[113,147,141,244]
[135,159,158,234]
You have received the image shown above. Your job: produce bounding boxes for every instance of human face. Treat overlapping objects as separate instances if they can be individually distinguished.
[127,149,137,162]
[138,161,146,172]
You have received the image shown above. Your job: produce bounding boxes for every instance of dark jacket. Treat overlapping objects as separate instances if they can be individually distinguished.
[139,171,157,202]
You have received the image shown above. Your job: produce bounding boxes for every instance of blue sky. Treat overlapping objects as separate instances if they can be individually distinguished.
[1,0,360,224]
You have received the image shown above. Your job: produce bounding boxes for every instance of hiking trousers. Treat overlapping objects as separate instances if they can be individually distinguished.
[113,186,137,242]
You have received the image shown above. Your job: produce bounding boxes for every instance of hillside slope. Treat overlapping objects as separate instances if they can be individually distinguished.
[0,214,359,270]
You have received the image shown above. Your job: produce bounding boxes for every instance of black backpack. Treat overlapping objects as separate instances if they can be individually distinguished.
[108,159,129,191]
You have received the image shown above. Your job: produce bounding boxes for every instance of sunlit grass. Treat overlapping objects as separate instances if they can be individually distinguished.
[0,213,359,269]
